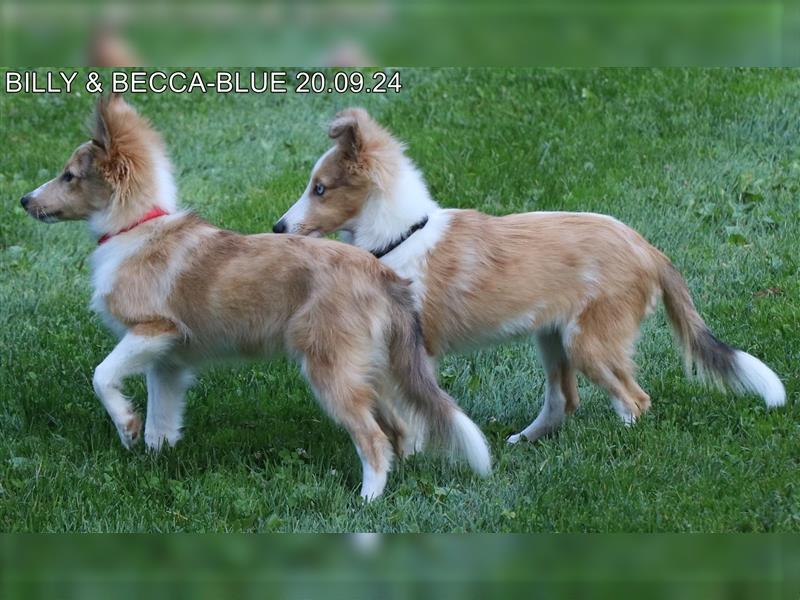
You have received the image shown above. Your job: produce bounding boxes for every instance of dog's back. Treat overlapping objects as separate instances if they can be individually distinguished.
[22,95,491,500]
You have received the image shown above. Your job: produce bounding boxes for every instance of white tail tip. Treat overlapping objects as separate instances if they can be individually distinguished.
[451,411,492,476]
[734,351,786,408]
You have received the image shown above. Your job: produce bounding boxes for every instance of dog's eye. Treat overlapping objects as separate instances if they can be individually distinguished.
[314,182,326,196]
[62,172,75,183]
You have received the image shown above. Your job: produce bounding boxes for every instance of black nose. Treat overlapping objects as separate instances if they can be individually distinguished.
[20,195,31,209]
[272,219,287,234]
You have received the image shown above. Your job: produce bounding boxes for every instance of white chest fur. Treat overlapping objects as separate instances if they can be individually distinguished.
[379,209,453,311]
[89,234,147,334]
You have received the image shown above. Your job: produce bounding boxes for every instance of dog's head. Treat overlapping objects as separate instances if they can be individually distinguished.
[273,107,404,237]
[20,94,172,231]
[20,138,111,223]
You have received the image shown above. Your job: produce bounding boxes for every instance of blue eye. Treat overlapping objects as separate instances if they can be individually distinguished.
[314,182,326,196]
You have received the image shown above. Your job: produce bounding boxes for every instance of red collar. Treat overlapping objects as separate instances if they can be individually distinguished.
[97,207,170,245]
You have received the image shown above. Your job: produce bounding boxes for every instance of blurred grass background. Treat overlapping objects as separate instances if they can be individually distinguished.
[1,1,798,66]
[0,69,798,537]
[1,534,799,598]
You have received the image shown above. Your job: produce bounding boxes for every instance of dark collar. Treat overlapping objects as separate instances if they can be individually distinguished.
[370,216,429,259]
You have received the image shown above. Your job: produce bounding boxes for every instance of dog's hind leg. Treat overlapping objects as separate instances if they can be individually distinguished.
[92,328,178,449]
[564,301,651,424]
[145,363,194,451]
[375,377,426,459]
[374,393,414,460]
[301,355,395,501]
[508,330,576,444]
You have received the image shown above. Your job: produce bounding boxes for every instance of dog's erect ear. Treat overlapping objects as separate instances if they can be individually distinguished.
[329,115,359,161]
[91,93,125,151]
[90,93,138,195]
[92,96,111,152]
[329,107,369,162]
[92,93,129,144]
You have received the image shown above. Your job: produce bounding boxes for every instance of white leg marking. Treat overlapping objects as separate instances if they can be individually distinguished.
[508,382,566,444]
[611,397,637,426]
[508,331,568,444]
[391,388,427,458]
[145,364,194,451]
[401,427,426,457]
[92,333,175,449]
[357,448,388,502]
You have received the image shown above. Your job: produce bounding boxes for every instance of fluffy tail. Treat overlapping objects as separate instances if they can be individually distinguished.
[384,278,492,476]
[659,260,785,407]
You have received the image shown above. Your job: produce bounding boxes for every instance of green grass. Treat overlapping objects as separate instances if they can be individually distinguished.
[1,69,798,532]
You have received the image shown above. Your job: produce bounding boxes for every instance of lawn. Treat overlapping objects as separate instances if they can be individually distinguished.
[1,68,798,532]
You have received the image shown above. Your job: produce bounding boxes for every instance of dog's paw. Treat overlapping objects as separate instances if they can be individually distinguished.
[117,413,142,449]
[399,435,425,458]
[144,431,165,452]
[635,395,652,414]
[506,432,527,444]
[612,398,640,427]
[144,429,181,452]
[359,487,384,502]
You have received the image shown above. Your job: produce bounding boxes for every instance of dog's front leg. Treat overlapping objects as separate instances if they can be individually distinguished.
[93,331,177,449]
[145,364,194,451]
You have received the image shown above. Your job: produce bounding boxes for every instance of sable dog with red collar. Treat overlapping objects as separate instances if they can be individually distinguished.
[19,95,491,500]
